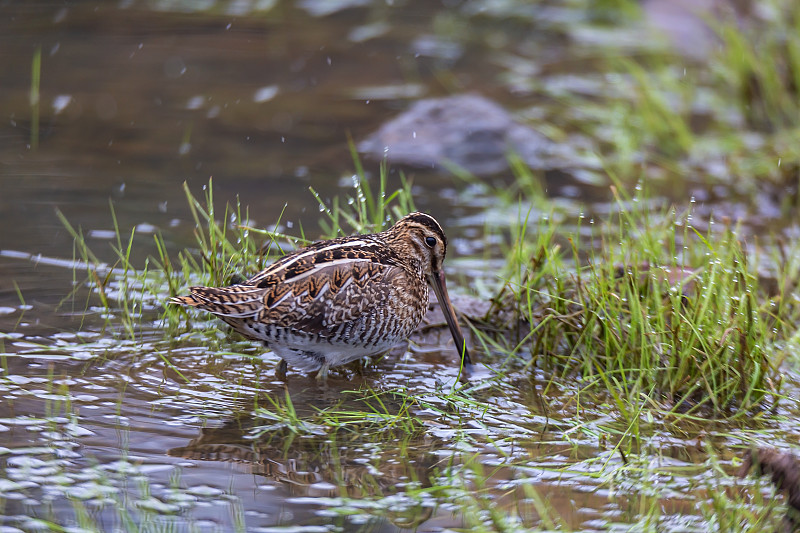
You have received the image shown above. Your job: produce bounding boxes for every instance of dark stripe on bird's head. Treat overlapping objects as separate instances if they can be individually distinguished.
[396,212,447,246]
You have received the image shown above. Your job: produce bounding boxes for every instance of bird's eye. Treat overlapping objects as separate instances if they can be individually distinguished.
[425,236,437,248]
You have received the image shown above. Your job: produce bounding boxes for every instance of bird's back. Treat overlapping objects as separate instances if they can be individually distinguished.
[170,233,429,352]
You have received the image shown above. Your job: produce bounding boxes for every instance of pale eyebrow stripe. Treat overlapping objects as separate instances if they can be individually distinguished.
[248,239,376,282]
[283,257,373,283]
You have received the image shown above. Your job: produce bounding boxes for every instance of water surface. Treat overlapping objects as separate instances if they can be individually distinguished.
[1,1,799,531]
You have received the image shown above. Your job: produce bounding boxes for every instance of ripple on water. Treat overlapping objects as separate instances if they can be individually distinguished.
[0,301,797,533]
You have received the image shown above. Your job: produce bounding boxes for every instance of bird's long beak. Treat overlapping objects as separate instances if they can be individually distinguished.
[428,270,472,367]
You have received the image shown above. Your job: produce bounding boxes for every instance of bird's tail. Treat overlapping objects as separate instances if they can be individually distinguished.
[169,294,200,307]
[169,285,265,318]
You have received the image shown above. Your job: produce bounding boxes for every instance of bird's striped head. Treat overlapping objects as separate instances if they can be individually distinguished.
[387,211,472,367]
[386,212,449,276]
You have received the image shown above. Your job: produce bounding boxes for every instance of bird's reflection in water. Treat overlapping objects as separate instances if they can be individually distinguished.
[168,386,445,528]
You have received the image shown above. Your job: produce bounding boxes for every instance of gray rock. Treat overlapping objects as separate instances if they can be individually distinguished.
[359,94,562,176]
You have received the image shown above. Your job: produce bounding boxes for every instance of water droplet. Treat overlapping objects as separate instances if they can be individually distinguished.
[52,94,72,114]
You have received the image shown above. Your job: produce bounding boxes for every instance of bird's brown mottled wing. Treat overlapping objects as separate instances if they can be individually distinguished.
[258,259,414,337]
[244,233,398,289]
[169,231,421,339]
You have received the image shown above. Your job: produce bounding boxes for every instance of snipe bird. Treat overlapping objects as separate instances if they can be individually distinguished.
[170,212,472,379]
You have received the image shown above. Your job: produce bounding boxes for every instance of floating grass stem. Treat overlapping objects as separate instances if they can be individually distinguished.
[30,45,41,150]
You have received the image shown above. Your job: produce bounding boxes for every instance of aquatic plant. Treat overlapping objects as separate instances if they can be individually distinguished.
[479,181,789,420]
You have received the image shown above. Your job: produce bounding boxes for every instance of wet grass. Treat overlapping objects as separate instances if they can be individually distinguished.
[517,0,800,218]
[711,1,800,132]
[499,190,786,418]
[253,387,426,444]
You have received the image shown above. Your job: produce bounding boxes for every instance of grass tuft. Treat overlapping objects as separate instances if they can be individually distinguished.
[474,181,790,421]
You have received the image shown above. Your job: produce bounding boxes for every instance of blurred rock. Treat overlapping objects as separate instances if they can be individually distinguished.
[739,447,800,533]
[359,94,566,176]
[642,0,753,59]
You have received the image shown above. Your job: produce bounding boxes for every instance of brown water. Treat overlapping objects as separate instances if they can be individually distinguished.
[2,1,800,531]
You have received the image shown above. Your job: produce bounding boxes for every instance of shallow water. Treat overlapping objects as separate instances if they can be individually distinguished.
[2,1,800,531]
[4,321,798,530]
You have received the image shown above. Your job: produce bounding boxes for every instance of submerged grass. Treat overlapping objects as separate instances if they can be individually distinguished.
[252,387,426,446]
